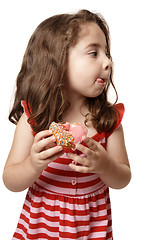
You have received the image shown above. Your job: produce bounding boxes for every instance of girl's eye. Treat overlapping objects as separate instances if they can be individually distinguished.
[89,51,98,57]
[105,52,110,58]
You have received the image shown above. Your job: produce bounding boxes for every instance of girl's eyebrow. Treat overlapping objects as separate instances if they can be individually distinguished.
[85,42,107,50]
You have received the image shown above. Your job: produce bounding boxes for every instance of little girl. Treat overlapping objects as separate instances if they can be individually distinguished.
[3,9,131,240]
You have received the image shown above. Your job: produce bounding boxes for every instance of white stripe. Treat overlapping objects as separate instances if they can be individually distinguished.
[77,174,100,183]
[24,202,108,220]
[59,220,108,233]
[25,222,108,237]
[29,216,59,226]
[99,138,105,144]
[35,178,105,195]
[41,170,101,184]
[27,189,109,210]
[35,178,73,195]
[59,233,107,240]
[47,162,71,171]
[88,231,108,239]
[77,181,105,195]
[14,221,27,239]
[42,171,75,183]
[18,218,29,231]
[15,216,110,240]
[24,197,110,220]
[21,208,30,219]
[27,227,58,238]
[29,213,108,226]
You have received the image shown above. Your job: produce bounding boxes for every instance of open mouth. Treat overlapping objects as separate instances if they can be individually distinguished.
[97,78,105,83]
[96,78,106,84]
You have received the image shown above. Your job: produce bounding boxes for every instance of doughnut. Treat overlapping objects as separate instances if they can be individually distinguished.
[49,121,88,149]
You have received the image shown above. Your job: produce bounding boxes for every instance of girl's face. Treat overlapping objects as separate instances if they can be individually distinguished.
[67,22,112,100]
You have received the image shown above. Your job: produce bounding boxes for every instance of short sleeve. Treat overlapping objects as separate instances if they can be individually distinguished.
[106,103,125,138]
[21,100,36,135]
[21,100,31,118]
[114,103,125,130]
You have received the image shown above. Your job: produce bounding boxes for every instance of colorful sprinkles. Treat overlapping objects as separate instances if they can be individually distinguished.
[49,122,75,148]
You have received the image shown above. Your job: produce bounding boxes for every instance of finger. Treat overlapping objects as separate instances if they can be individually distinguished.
[69,163,91,173]
[34,130,53,143]
[45,149,65,164]
[39,145,63,160]
[75,142,94,158]
[82,137,99,151]
[67,153,90,167]
[34,135,56,153]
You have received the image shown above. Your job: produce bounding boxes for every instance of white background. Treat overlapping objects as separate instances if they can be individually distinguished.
[0,0,160,239]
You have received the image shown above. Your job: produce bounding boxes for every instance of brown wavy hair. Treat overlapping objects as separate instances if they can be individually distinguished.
[9,9,118,134]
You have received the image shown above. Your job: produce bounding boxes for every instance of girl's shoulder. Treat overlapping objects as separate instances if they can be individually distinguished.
[5,113,34,168]
[14,113,34,142]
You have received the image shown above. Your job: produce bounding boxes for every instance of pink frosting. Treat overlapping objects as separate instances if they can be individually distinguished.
[64,122,88,145]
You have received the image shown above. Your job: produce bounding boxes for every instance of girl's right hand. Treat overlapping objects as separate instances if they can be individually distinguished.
[30,130,64,173]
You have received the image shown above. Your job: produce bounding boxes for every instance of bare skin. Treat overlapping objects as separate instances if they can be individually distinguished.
[3,114,64,192]
[3,22,131,192]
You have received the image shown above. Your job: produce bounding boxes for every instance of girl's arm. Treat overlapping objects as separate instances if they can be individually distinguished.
[99,124,131,189]
[68,125,131,189]
[3,113,64,192]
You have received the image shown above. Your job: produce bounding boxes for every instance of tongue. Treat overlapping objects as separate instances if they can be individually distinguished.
[97,78,104,83]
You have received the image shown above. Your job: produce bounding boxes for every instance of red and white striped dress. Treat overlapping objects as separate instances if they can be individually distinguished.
[13,103,124,240]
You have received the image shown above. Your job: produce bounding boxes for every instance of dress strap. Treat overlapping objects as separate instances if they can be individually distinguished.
[21,101,31,118]
[21,100,36,135]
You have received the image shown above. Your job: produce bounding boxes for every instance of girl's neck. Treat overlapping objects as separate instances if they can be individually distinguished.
[62,97,98,138]
[62,97,89,124]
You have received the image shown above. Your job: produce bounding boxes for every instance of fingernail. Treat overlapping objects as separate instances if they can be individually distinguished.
[52,136,56,141]
[75,143,79,149]
[67,153,72,157]
[57,146,63,150]
[82,136,86,141]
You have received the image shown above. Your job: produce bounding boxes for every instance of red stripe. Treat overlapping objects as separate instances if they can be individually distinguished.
[29,198,108,213]
[77,178,102,188]
[26,232,58,239]
[53,157,72,164]
[29,222,59,232]
[20,212,29,224]
[45,166,96,178]
[31,213,59,223]
[59,226,107,239]
[25,200,60,212]
[106,230,113,239]
[28,186,108,203]
[26,191,109,208]
[38,174,102,189]
[12,116,115,239]
[90,238,110,240]
[59,217,108,228]
[59,206,107,216]
[14,223,27,237]
[13,232,25,239]
[108,219,112,227]
[23,202,30,214]
[45,166,76,177]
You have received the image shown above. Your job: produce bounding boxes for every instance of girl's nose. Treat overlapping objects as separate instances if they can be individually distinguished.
[103,55,112,70]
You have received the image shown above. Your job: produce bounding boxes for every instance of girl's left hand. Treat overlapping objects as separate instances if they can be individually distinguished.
[68,137,109,174]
